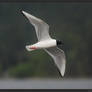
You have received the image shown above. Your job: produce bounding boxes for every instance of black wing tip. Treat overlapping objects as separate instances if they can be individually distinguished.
[20,10,24,15]
[20,10,27,18]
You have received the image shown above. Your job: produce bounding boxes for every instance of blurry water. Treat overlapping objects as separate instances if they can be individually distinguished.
[0,78,92,89]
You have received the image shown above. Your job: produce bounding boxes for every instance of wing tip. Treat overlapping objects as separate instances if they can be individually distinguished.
[60,63,65,77]
[21,10,30,21]
[20,9,23,14]
[61,71,65,77]
[21,10,34,20]
[21,10,25,16]
[21,10,25,14]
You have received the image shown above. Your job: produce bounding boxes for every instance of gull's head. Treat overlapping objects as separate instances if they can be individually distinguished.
[56,40,64,46]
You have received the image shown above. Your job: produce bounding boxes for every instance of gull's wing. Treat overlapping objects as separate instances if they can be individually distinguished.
[44,47,66,76]
[22,11,51,41]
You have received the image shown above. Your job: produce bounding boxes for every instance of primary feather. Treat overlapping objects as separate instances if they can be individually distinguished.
[44,47,66,76]
[22,11,51,41]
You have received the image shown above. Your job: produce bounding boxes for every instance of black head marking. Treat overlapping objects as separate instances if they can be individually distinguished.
[57,40,64,46]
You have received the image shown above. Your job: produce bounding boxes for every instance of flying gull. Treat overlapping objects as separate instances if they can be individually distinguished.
[21,11,66,76]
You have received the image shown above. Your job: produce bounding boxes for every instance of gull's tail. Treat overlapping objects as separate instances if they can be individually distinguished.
[25,45,36,52]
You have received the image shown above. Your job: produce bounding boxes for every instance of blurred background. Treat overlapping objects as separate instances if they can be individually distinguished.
[0,3,92,79]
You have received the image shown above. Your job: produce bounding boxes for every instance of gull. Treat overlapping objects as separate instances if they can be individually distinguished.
[21,11,66,76]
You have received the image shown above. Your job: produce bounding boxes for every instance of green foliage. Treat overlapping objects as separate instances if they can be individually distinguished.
[8,62,35,78]
[8,50,60,78]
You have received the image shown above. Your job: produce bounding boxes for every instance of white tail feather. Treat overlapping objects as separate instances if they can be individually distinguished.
[25,45,35,51]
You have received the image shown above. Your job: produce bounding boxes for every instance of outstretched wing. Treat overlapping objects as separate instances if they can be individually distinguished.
[22,11,51,41]
[44,47,66,76]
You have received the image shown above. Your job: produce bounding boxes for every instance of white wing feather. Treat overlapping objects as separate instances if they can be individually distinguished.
[44,47,66,76]
[22,11,51,41]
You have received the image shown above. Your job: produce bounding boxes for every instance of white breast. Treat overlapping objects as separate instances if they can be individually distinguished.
[33,39,56,49]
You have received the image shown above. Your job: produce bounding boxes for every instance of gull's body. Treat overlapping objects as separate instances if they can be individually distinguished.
[22,11,66,76]
[26,39,56,51]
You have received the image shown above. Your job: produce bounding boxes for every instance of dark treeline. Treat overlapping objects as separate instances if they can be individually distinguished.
[0,3,92,78]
